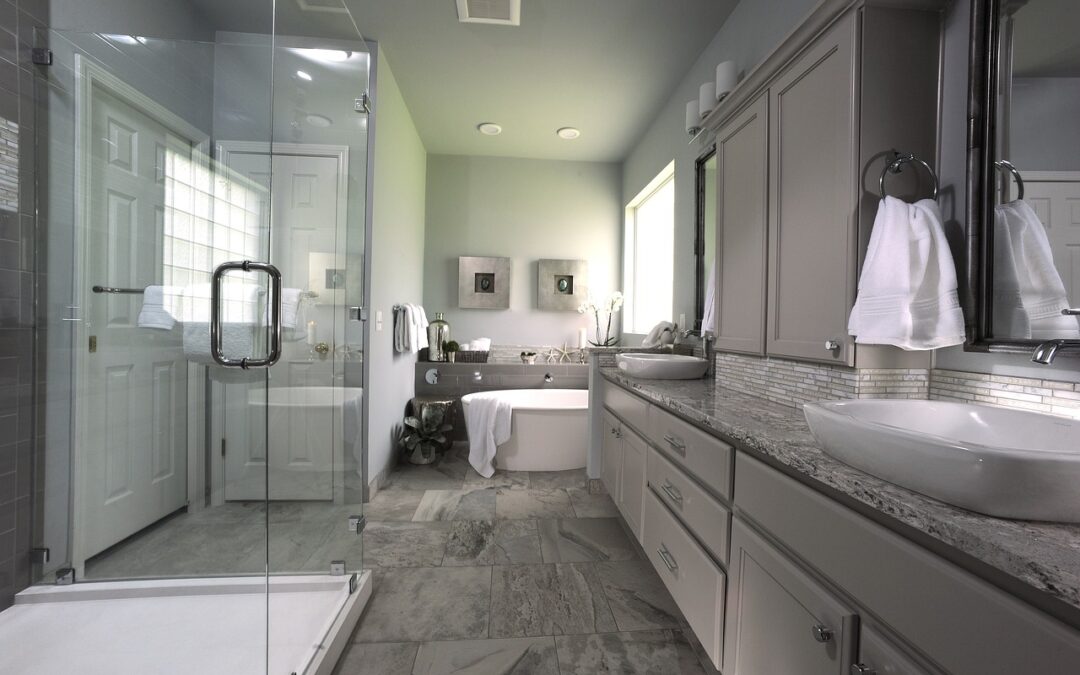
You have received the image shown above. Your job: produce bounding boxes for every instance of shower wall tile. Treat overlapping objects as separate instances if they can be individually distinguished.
[0,0,45,611]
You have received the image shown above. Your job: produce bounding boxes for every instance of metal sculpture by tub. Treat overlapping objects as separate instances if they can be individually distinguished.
[578,291,624,347]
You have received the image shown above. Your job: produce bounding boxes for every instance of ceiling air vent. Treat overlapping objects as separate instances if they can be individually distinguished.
[456,0,521,26]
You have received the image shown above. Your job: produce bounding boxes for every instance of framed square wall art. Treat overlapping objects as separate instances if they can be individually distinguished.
[458,256,511,309]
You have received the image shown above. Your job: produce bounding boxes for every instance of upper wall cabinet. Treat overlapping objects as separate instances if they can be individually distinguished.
[715,94,769,355]
[707,3,942,366]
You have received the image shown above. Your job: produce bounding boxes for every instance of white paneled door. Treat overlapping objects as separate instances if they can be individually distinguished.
[79,76,196,562]
[1023,172,1080,305]
[219,147,346,501]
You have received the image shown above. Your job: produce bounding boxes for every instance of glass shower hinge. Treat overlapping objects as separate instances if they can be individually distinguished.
[330,560,346,576]
[348,514,365,534]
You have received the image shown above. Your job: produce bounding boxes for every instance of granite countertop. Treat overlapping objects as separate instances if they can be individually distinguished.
[600,367,1080,622]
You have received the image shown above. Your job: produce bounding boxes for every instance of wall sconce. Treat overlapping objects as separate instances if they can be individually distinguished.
[685,100,701,137]
[716,61,736,100]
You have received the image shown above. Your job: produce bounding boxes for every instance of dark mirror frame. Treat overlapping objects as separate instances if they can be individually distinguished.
[694,144,716,331]
[965,0,1057,354]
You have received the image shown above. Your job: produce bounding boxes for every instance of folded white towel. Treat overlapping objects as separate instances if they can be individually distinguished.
[641,321,676,348]
[181,283,261,366]
[701,259,717,334]
[464,393,513,478]
[138,285,176,330]
[993,200,1080,339]
[848,197,966,350]
[468,337,492,352]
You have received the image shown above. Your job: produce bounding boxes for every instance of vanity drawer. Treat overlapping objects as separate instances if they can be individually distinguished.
[603,383,650,432]
[647,446,731,565]
[647,405,733,501]
[644,489,725,669]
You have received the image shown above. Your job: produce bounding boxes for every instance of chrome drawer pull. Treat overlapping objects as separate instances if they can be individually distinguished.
[1062,308,1080,316]
[657,545,679,572]
[812,624,833,643]
[663,434,687,455]
[660,481,683,505]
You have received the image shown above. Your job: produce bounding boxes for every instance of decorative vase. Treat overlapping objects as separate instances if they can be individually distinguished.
[427,312,450,362]
[408,446,438,465]
[447,352,456,363]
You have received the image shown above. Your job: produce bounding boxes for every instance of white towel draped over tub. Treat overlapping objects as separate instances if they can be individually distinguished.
[847,196,966,350]
[463,393,513,478]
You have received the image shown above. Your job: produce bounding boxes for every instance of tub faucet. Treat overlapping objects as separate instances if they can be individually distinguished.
[1031,339,1080,364]
[544,373,554,383]
[473,371,483,382]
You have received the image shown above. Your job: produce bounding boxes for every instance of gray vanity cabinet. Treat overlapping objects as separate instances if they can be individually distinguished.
[724,518,859,675]
[600,410,622,504]
[766,10,858,364]
[714,93,770,355]
[617,426,646,537]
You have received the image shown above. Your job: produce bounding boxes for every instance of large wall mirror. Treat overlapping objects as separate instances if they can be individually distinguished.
[969,0,1080,351]
[694,146,717,331]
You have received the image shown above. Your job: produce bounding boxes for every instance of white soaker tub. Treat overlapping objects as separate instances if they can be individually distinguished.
[460,388,589,472]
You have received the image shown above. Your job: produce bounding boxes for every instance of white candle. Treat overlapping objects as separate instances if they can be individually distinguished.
[307,320,317,345]
[685,100,699,134]
[578,327,588,349]
[698,81,716,118]
[715,61,737,99]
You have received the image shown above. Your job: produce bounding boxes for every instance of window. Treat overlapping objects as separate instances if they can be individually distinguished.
[624,161,675,334]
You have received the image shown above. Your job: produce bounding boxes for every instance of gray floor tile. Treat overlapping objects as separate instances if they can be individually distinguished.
[489,563,617,638]
[355,567,492,643]
[443,520,543,566]
[538,518,637,563]
[412,488,496,521]
[463,468,530,491]
[495,488,575,520]
[593,559,683,631]
[567,487,619,518]
[529,469,587,490]
[363,521,452,568]
[412,637,559,675]
[554,630,707,675]
[366,490,426,521]
[386,456,468,491]
[334,642,419,675]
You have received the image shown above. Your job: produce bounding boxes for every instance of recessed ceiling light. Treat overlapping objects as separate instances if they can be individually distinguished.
[556,127,581,140]
[477,122,503,136]
[306,114,332,127]
[296,70,313,81]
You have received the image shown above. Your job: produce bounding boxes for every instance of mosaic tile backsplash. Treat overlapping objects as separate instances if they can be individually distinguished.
[713,351,929,409]
[929,368,1080,419]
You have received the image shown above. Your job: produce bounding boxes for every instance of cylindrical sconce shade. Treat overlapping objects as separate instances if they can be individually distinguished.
[698,81,716,118]
[716,61,737,98]
[685,100,699,134]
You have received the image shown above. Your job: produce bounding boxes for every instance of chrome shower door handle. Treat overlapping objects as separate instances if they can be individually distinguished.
[211,260,283,369]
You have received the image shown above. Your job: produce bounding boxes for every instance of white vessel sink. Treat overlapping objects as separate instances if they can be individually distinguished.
[803,400,1080,523]
[616,353,709,380]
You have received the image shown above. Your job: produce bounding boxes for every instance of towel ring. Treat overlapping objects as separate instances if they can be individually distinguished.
[878,152,939,201]
[994,160,1024,201]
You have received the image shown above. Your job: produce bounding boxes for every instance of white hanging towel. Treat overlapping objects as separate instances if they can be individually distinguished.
[847,196,966,350]
[180,283,261,377]
[701,258,717,333]
[137,285,177,330]
[393,306,409,354]
[411,304,430,350]
[464,393,513,478]
[993,200,1080,339]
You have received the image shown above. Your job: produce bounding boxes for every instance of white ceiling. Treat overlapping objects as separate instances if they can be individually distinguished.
[192,0,739,162]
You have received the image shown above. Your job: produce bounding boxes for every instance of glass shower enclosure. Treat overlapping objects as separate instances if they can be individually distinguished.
[0,4,373,673]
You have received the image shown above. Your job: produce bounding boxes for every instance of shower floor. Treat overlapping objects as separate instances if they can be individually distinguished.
[0,573,370,675]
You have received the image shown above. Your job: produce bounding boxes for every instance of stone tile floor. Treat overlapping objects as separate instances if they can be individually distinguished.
[82,446,715,673]
[335,450,716,674]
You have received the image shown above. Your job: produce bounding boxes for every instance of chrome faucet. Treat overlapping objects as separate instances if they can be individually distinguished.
[544,373,554,383]
[1031,339,1080,365]
[679,329,716,378]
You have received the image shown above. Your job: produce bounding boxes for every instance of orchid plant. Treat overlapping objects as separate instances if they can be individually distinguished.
[578,291,624,347]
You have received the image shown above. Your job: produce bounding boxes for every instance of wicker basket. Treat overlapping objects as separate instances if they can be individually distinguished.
[454,350,490,363]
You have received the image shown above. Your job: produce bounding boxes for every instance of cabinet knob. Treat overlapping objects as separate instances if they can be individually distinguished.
[824,340,841,351]
[850,665,876,675]
[811,624,833,643]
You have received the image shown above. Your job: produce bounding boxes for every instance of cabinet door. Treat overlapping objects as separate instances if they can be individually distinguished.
[855,625,936,675]
[724,518,858,675]
[618,426,646,539]
[715,93,769,354]
[601,410,621,502]
[766,10,858,364]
